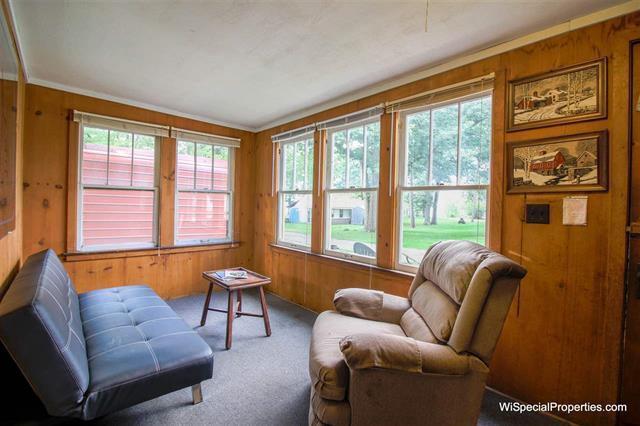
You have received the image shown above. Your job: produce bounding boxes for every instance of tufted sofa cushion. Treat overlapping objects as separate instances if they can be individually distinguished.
[0,249,89,417]
[0,249,214,420]
[79,285,214,419]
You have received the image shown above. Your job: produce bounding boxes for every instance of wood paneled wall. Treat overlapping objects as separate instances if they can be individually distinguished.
[0,66,24,295]
[253,13,640,424]
[22,84,256,299]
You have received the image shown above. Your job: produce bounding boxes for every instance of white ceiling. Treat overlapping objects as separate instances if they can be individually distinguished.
[10,0,632,131]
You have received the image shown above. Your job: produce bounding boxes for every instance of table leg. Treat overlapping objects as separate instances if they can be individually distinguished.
[226,290,234,349]
[236,290,243,316]
[200,283,214,327]
[258,287,272,337]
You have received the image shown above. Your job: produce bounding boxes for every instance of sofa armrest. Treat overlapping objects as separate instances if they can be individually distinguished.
[339,333,471,375]
[333,288,410,324]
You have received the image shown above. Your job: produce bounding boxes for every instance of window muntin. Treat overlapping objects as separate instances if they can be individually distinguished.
[277,135,314,249]
[175,140,233,245]
[325,119,380,262]
[79,126,159,251]
[398,94,491,269]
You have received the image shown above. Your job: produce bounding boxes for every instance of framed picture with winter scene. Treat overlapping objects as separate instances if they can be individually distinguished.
[507,131,608,194]
[507,58,607,131]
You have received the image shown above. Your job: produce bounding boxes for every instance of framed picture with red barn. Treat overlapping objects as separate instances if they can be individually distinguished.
[507,131,608,194]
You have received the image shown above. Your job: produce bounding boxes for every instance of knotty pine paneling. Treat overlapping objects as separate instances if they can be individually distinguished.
[22,84,256,299]
[0,62,24,294]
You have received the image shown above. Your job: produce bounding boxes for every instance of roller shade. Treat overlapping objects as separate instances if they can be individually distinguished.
[171,128,240,148]
[385,73,495,114]
[316,105,384,130]
[271,124,316,143]
[73,111,170,137]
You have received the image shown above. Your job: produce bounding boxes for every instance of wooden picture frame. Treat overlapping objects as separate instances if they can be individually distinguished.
[507,58,607,131]
[506,131,608,194]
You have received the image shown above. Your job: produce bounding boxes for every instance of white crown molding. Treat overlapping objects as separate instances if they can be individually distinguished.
[254,0,640,132]
[28,78,256,132]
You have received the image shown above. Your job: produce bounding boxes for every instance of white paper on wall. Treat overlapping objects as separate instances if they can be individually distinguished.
[562,196,588,226]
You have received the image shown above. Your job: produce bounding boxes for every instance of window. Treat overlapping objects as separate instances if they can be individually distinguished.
[277,135,314,249]
[397,94,492,269]
[325,119,380,262]
[78,126,159,251]
[176,140,233,244]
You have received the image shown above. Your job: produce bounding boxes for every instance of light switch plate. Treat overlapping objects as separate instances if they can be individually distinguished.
[525,204,550,224]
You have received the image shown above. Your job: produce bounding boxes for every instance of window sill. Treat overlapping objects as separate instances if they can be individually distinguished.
[63,241,241,262]
[269,243,415,279]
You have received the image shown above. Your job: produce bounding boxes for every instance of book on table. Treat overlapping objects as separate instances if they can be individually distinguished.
[213,270,248,281]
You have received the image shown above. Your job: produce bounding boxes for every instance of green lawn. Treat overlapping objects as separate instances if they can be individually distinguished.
[284,217,485,249]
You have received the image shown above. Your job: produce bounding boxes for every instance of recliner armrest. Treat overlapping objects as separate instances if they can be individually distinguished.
[339,333,471,375]
[333,288,410,324]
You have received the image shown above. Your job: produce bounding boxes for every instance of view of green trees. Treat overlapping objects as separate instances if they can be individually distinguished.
[177,140,229,161]
[280,97,492,258]
[282,138,313,191]
[84,127,155,152]
[403,96,491,229]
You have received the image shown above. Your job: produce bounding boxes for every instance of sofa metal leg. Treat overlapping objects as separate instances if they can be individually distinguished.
[192,383,203,405]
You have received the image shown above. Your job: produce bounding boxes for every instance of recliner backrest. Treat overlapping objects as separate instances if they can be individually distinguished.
[404,241,526,364]
[0,249,89,417]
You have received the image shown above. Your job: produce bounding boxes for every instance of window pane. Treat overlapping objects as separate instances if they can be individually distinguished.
[214,146,230,191]
[107,130,133,186]
[176,191,229,243]
[460,96,491,184]
[365,122,380,188]
[280,192,312,247]
[176,140,195,190]
[81,188,154,249]
[294,141,307,190]
[431,104,458,185]
[406,111,430,186]
[326,191,377,259]
[348,126,364,187]
[330,130,347,189]
[282,142,295,191]
[195,143,213,190]
[82,127,109,185]
[306,139,314,191]
[399,189,487,265]
[132,134,155,187]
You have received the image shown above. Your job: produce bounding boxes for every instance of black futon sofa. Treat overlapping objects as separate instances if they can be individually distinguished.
[0,249,214,420]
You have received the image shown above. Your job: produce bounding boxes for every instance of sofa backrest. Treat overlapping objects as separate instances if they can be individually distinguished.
[404,240,526,364]
[0,249,89,417]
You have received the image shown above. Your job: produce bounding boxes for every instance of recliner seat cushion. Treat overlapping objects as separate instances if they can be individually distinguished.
[79,285,213,420]
[309,311,405,401]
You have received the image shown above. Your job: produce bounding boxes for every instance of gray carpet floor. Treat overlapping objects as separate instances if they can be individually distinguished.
[85,291,565,426]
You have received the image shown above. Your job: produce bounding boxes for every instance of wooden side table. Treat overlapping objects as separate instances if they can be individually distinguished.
[200,267,272,350]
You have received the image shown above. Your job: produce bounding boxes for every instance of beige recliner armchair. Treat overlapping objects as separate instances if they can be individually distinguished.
[308,240,527,426]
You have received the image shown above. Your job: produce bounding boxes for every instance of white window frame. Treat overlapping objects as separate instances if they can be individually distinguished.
[77,125,160,252]
[324,118,380,264]
[276,134,314,251]
[395,92,492,272]
[174,139,235,246]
